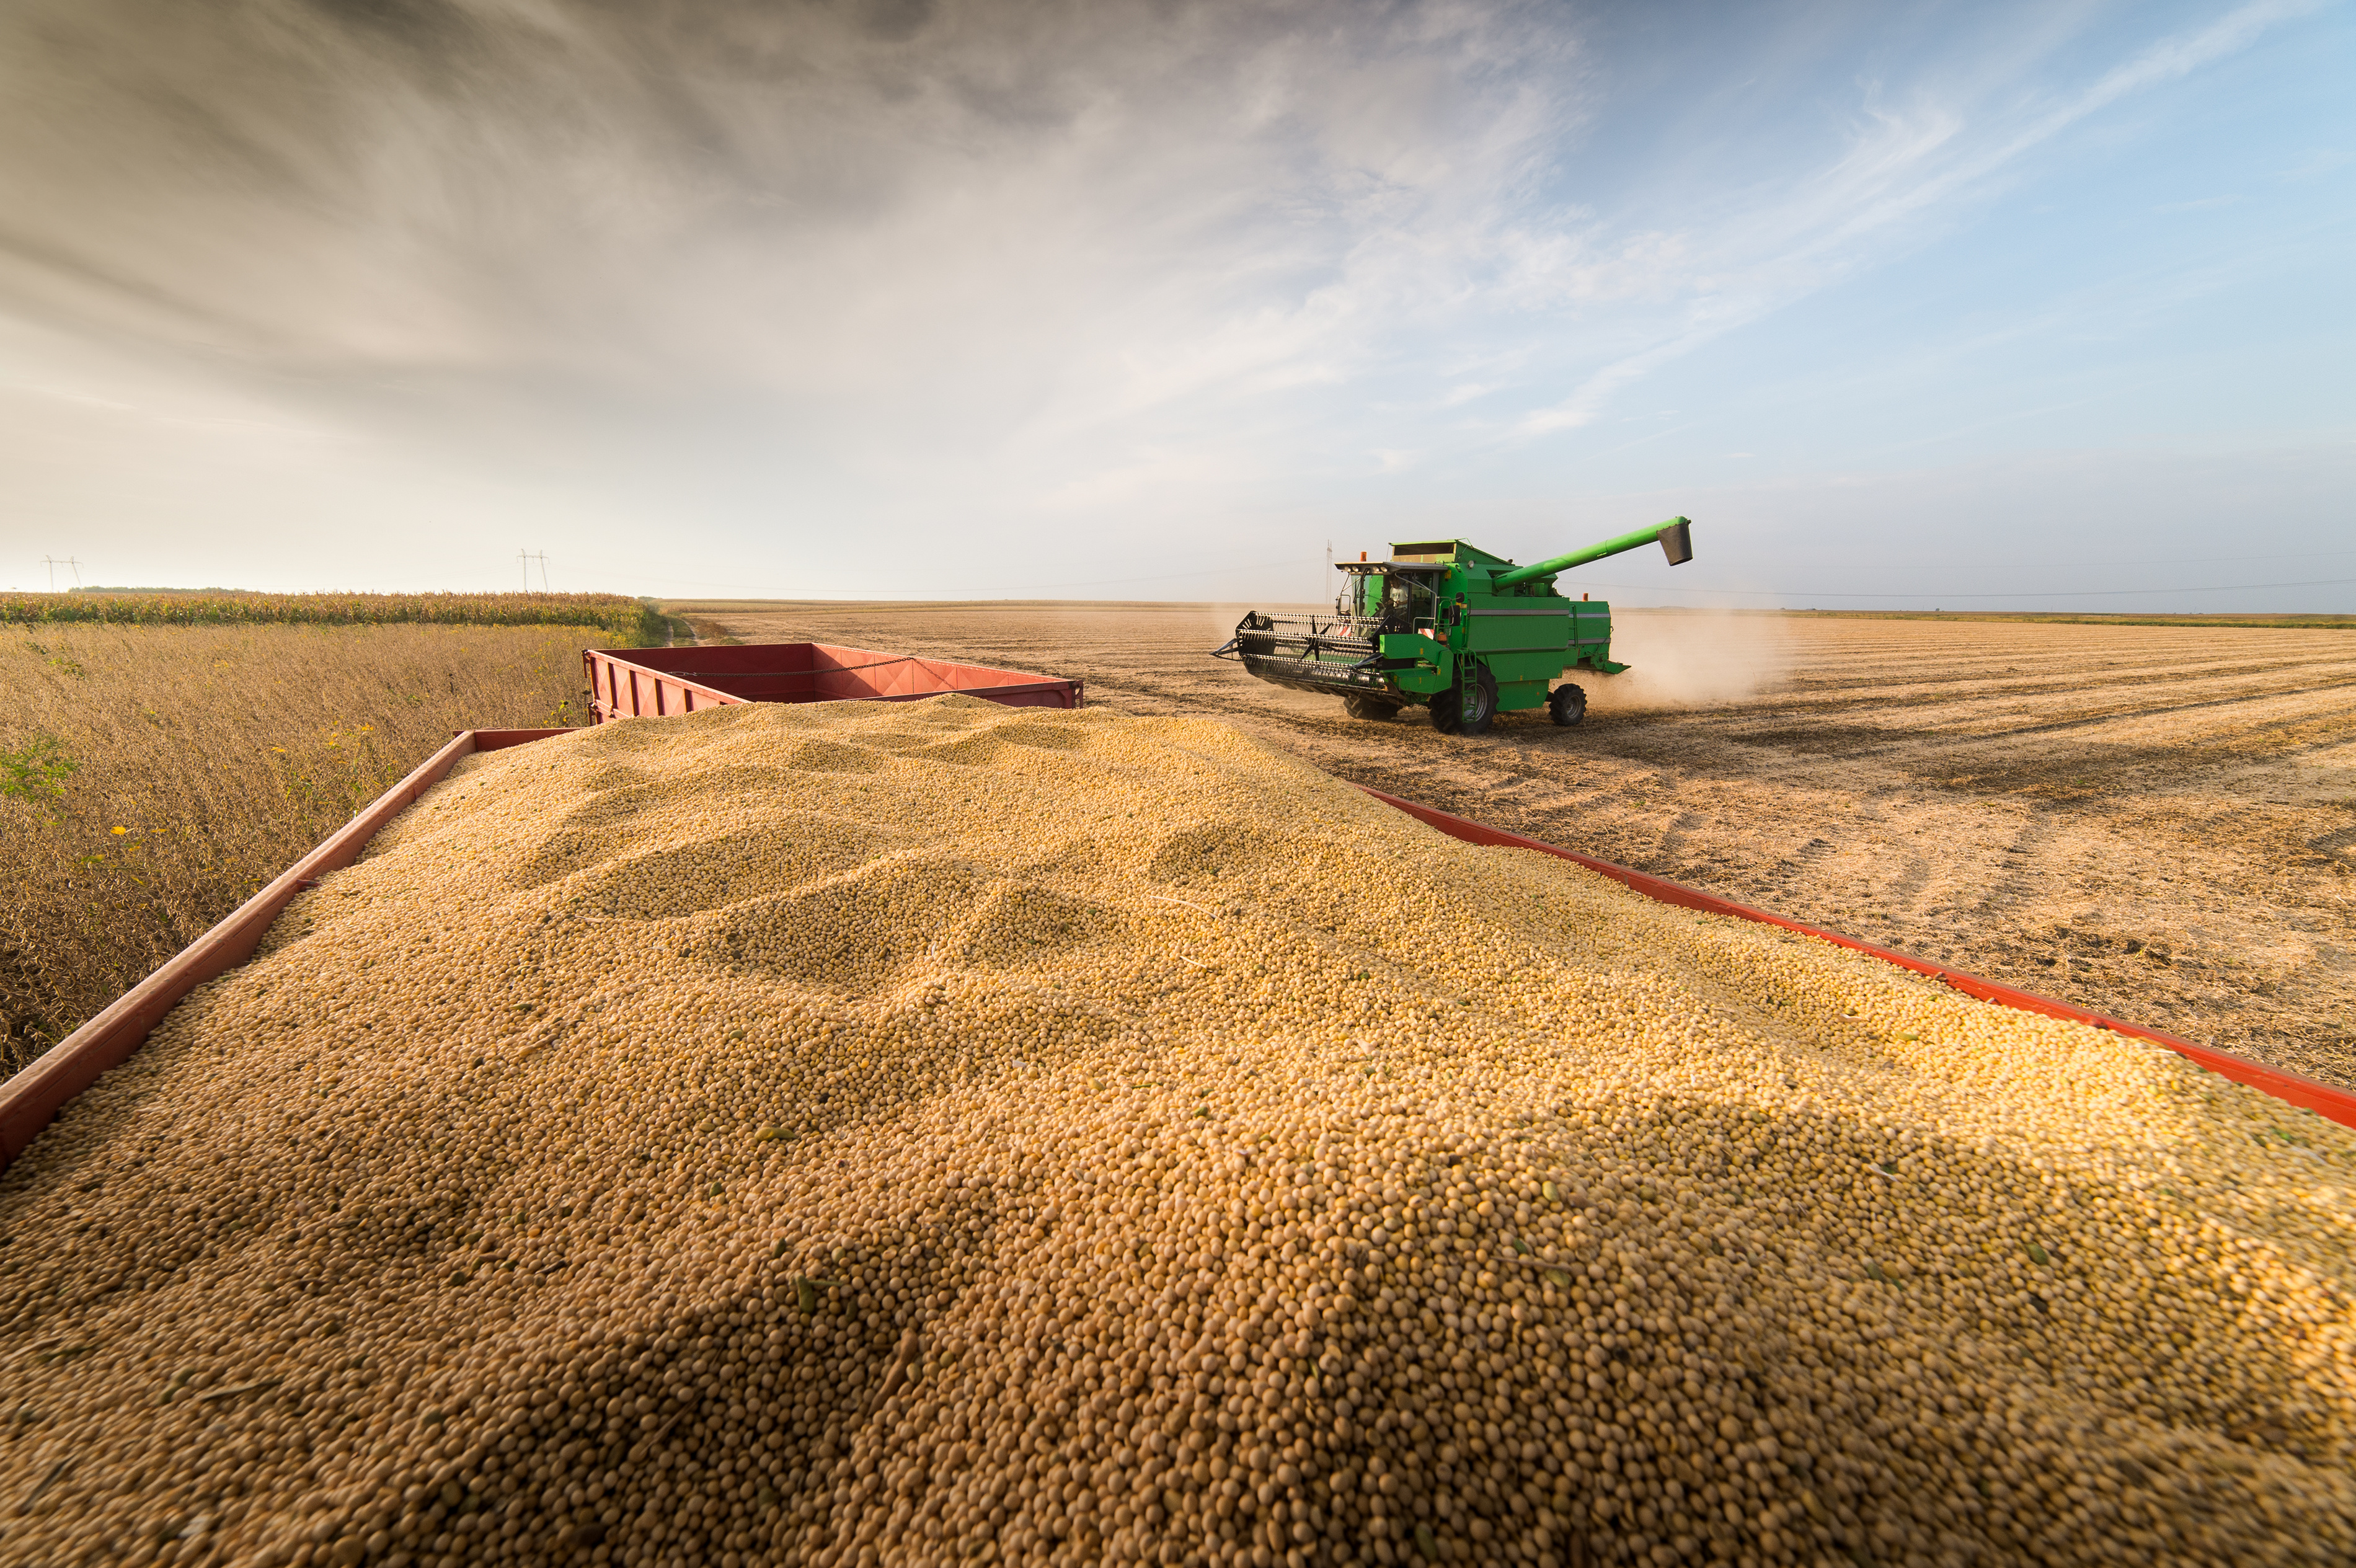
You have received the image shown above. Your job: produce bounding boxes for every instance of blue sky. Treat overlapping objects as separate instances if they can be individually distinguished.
[2,0,2349,608]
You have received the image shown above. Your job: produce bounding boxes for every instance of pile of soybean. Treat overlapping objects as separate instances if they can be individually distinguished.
[4,698,2354,1568]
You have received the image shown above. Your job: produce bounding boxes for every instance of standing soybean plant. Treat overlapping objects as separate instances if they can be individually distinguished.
[0,622,603,1079]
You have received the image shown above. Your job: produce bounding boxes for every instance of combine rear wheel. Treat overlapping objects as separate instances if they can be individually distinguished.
[1343,694,1401,722]
[1433,667,1497,735]
[1549,683,1587,727]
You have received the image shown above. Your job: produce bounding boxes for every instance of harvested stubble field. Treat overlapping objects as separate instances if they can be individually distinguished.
[3,696,2354,1568]
[0,622,609,1072]
[676,603,2356,1089]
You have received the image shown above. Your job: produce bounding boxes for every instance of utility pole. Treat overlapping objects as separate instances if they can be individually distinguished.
[42,556,80,592]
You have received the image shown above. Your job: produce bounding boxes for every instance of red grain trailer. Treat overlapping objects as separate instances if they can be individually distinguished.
[6,725,2352,1174]
[583,642,1081,722]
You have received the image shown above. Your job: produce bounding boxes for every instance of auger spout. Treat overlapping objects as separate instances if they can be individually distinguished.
[1491,516,1693,587]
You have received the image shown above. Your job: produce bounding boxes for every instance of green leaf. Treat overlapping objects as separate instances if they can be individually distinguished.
[0,735,76,803]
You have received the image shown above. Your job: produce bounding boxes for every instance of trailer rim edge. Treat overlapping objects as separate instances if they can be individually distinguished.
[0,727,569,1171]
[1355,783,2356,1132]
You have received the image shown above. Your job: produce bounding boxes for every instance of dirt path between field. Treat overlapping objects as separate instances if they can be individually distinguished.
[674,602,2356,1089]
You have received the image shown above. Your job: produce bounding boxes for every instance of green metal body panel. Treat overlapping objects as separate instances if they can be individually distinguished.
[1215,518,1690,717]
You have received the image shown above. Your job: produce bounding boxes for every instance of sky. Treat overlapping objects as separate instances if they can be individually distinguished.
[1,0,2350,609]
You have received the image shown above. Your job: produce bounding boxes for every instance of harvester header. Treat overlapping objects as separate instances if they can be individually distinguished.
[1211,516,1693,735]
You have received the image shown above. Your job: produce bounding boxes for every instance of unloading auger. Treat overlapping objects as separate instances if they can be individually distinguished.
[1211,518,1693,734]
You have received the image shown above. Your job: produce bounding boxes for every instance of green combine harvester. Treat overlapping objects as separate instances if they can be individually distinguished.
[1212,517,1693,734]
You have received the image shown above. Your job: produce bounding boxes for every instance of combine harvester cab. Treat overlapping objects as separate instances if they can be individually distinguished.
[1213,516,1693,734]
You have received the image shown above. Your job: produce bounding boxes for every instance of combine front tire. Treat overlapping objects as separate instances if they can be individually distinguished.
[1434,667,1497,736]
[1344,694,1400,721]
[1549,683,1587,727]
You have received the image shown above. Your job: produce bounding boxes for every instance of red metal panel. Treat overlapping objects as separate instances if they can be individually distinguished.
[854,682,1081,709]
[474,729,572,752]
[1357,784,2356,1132]
[582,642,1079,717]
[0,728,575,1173]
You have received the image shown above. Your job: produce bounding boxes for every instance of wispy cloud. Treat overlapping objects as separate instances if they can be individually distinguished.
[0,0,2342,596]
[1512,0,2322,438]
[0,3,1586,399]
[0,0,1636,552]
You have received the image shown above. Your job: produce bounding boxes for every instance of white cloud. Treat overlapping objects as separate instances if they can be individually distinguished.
[0,0,1630,557]
[0,0,2340,595]
[1510,0,2320,440]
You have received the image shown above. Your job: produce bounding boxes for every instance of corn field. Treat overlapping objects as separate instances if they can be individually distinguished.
[1,589,663,644]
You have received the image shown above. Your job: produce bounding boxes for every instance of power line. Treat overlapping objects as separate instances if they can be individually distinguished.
[1963,546,2356,572]
[519,550,550,592]
[41,556,80,591]
[619,559,2356,606]
[629,557,1318,595]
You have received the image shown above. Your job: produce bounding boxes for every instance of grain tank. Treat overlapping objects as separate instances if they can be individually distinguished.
[1211,517,1693,733]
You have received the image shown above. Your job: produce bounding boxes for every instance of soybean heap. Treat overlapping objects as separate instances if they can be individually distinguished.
[2,696,2352,1568]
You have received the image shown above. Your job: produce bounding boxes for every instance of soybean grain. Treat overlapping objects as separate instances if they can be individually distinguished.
[1,696,2351,1567]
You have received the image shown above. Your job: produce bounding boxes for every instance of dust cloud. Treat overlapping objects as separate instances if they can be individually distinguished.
[1600,608,1794,711]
